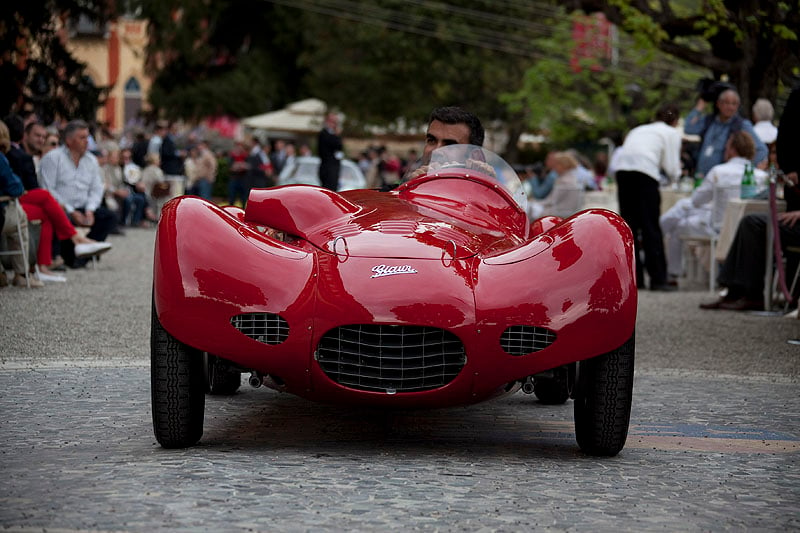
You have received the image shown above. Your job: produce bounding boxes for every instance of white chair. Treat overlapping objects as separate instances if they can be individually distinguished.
[0,197,30,288]
[679,182,741,291]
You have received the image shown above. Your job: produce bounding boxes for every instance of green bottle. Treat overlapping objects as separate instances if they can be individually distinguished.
[740,162,756,199]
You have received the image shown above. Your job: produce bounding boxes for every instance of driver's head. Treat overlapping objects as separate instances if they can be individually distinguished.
[423,107,484,163]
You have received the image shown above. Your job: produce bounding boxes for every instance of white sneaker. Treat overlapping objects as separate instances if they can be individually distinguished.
[75,241,112,258]
[38,272,67,283]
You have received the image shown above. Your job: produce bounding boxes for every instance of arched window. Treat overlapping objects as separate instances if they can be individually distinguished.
[124,77,141,94]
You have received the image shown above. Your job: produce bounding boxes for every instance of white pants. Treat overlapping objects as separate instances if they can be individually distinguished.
[660,197,714,278]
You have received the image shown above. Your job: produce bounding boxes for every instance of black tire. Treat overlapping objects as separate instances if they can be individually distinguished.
[204,353,242,395]
[573,334,635,457]
[533,364,574,405]
[151,298,205,448]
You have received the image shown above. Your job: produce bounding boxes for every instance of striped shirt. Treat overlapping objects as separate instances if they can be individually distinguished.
[39,146,104,214]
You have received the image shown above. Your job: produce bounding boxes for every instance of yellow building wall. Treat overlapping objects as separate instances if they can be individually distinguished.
[68,17,151,133]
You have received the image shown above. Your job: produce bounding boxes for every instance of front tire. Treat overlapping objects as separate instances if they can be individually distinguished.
[151,298,205,448]
[573,334,635,456]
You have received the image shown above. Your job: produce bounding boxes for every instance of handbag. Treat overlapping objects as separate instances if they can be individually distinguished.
[151,182,171,199]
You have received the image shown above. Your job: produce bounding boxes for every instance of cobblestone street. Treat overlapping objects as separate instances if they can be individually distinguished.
[1,226,798,531]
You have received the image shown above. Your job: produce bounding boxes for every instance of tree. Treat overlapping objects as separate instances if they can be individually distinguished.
[503,10,703,147]
[566,0,800,109]
[1,1,115,124]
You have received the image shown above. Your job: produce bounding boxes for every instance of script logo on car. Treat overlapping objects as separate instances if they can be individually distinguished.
[371,264,418,278]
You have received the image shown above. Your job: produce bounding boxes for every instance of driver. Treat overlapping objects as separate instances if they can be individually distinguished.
[405,107,485,182]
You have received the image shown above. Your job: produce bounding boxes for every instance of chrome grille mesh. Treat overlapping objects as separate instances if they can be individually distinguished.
[500,325,557,356]
[316,325,466,393]
[230,313,289,345]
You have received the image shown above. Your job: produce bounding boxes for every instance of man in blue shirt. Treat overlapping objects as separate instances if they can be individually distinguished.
[684,88,768,177]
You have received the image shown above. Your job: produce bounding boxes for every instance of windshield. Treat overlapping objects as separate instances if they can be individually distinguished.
[404,144,527,212]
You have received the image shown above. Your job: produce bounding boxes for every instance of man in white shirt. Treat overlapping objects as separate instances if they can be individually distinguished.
[39,119,114,267]
[614,103,683,291]
[660,131,765,281]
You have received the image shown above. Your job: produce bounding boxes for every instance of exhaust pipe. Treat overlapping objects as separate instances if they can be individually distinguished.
[248,372,263,388]
[521,376,535,394]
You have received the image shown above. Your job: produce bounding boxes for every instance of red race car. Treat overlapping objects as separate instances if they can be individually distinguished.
[151,145,637,455]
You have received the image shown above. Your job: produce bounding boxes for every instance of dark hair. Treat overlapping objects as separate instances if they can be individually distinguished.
[655,103,680,125]
[3,114,24,142]
[24,120,45,135]
[428,106,484,146]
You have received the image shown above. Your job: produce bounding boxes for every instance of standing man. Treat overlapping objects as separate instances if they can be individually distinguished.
[160,121,186,197]
[684,87,767,176]
[39,119,114,268]
[318,112,343,191]
[614,103,683,291]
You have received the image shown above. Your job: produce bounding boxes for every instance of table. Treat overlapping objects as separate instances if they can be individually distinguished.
[715,198,785,262]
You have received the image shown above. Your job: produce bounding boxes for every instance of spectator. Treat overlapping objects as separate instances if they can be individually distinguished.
[160,121,186,197]
[131,129,149,168]
[3,113,39,191]
[42,132,60,157]
[661,131,765,283]
[147,121,166,157]
[700,83,800,311]
[120,148,149,228]
[528,161,556,200]
[22,120,47,172]
[139,152,168,220]
[270,139,288,176]
[566,148,599,190]
[186,140,217,200]
[101,146,131,230]
[527,151,584,219]
[318,112,343,191]
[39,119,115,268]
[614,103,683,291]
[684,87,768,176]
[0,119,42,287]
[752,98,778,146]
[246,136,273,190]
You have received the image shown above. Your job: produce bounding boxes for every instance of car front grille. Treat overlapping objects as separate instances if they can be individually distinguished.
[230,313,289,345]
[500,325,557,356]
[316,325,466,393]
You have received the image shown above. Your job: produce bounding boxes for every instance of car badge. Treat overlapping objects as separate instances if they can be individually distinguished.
[371,264,418,278]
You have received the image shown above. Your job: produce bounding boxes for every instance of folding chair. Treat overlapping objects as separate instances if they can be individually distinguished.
[0,197,30,288]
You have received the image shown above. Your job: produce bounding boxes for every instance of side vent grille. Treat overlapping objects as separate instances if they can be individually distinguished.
[231,313,289,345]
[500,325,556,356]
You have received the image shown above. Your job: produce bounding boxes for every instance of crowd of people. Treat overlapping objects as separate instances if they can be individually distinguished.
[2,84,798,312]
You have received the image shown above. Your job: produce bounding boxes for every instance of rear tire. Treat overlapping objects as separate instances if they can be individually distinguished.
[151,298,205,448]
[573,334,635,456]
[204,353,242,395]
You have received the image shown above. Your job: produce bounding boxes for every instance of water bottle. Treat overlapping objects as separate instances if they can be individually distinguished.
[740,162,757,199]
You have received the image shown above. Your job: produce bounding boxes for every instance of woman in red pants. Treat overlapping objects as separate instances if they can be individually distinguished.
[19,188,111,275]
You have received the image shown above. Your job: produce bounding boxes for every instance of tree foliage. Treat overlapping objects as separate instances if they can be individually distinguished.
[503,10,702,146]
[1,1,115,124]
[566,0,800,109]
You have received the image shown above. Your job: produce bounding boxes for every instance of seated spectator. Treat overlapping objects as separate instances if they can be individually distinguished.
[139,152,169,220]
[701,84,800,310]
[0,119,42,287]
[527,151,584,219]
[185,140,217,200]
[526,161,556,200]
[101,146,131,230]
[661,131,765,283]
[39,119,115,268]
[121,148,149,227]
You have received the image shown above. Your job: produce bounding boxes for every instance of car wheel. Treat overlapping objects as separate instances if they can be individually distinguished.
[533,364,574,405]
[151,297,205,448]
[573,333,635,457]
[204,353,242,395]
